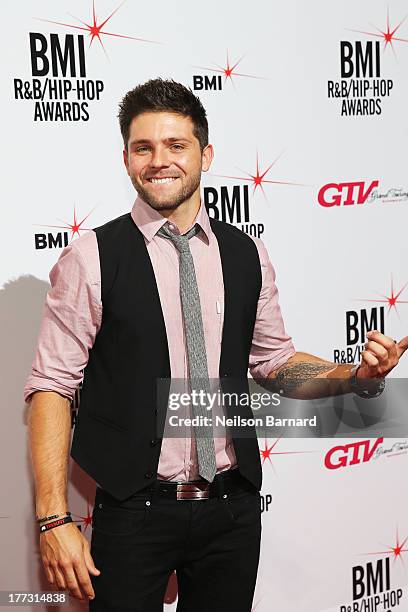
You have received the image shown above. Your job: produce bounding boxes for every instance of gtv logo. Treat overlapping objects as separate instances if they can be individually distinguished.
[324,438,383,469]
[318,180,379,207]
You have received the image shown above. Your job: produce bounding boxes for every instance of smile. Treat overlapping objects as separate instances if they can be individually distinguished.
[148,177,178,184]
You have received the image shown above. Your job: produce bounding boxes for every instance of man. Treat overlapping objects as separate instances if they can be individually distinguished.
[24,78,408,611]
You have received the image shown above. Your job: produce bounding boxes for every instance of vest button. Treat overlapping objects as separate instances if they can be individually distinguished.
[150,439,157,446]
[144,472,153,479]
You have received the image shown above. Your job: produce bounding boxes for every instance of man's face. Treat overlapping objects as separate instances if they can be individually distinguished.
[123,111,213,212]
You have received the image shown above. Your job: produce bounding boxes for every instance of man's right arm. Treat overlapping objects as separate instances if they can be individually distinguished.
[28,390,100,602]
[24,234,102,601]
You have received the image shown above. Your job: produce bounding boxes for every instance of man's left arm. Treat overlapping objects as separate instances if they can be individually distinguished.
[267,332,408,398]
[248,238,408,398]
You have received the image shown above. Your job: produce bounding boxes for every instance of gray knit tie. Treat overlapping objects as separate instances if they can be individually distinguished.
[158,223,217,482]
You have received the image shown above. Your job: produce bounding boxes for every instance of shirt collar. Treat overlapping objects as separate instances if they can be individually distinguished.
[130,196,211,244]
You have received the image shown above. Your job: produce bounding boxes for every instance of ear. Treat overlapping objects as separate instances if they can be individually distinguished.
[123,147,130,175]
[201,144,214,172]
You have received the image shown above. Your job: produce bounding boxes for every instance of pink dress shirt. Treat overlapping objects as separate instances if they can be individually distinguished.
[24,197,295,481]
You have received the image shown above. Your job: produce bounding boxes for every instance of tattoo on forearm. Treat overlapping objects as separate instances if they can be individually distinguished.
[275,361,335,392]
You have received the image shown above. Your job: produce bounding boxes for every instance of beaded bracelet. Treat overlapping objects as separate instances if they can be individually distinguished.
[37,511,71,524]
[39,515,73,533]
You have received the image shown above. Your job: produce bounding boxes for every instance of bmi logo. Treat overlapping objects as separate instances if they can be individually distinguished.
[327,8,408,117]
[334,307,384,364]
[14,1,158,122]
[192,50,266,92]
[339,528,407,611]
[204,151,305,237]
[333,277,408,364]
[34,205,95,250]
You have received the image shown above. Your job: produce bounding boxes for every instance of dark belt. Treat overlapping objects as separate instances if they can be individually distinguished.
[145,468,252,501]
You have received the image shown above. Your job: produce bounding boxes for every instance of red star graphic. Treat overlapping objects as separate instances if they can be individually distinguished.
[259,438,314,475]
[34,205,96,241]
[357,276,408,319]
[73,501,94,533]
[193,50,267,87]
[211,152,306,200]
[363,526,408,566]
[35,0,159,57]
[348,7,408,58]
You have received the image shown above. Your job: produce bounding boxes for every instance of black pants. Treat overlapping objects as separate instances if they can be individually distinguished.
[89,477,262,611]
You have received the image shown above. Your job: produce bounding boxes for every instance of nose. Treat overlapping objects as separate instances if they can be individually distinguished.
[150,146,170,168]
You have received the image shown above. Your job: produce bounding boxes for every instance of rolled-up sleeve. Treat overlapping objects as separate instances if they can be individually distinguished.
[23,232,101,403]
[249,238,295,379]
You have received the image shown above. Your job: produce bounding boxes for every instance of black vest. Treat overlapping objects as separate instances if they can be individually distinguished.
[70,213,263,500]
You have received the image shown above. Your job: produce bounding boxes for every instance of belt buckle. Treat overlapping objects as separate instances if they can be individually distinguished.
[176,482,210,501]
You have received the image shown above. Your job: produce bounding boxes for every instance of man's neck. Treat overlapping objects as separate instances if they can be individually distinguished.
[159,192,201,234]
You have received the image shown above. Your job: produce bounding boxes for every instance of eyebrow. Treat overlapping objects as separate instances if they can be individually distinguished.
[129,137,192,146]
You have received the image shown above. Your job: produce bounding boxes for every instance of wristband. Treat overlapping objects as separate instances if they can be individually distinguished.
[349,365,385,399]
[37,511,71,524]
[39,515,73,533]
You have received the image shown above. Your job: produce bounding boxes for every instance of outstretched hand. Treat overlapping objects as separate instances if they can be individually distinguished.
[357,330,408,379]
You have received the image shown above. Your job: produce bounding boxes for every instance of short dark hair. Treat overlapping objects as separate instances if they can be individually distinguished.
[118,78,209,150]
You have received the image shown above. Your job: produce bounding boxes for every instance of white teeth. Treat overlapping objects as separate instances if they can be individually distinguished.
[149,177,177,184]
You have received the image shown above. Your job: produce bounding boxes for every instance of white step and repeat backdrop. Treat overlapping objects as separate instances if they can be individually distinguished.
[1,0,408,610]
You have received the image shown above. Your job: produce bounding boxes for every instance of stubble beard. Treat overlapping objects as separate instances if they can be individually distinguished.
[131,170,202,212]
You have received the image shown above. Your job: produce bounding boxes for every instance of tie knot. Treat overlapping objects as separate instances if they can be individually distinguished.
[158,223,199,253]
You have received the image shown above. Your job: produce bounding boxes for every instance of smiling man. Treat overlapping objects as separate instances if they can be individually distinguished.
[25,78,408,611]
